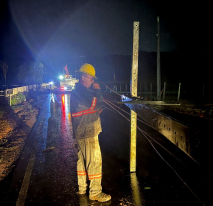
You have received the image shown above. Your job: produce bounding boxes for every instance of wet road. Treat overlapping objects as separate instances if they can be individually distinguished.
[0,93,212,206]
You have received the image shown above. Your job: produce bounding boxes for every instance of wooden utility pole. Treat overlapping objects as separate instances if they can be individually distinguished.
[130,21,139,172]
[157,16,161,100]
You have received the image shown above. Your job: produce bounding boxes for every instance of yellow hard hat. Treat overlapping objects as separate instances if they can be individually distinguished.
[76,63,97,79]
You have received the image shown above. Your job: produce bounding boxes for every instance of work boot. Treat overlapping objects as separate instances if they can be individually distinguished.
[89,192,111,202]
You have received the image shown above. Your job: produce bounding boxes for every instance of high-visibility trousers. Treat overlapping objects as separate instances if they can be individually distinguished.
[77,136,102,196]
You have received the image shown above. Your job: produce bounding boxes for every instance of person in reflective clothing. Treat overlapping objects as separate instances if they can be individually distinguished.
[70,63,111,202]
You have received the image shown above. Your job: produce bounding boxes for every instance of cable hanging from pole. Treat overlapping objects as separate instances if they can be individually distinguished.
[102,97,205,206]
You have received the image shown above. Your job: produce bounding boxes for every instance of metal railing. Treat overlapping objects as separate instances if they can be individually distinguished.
[0,84,38,106]
[101,81,210,102]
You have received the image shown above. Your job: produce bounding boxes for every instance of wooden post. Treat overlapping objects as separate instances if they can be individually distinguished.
[130,21,139,172]
[9,94,11,106]
[177,83,181,101]
[163,82,166,101]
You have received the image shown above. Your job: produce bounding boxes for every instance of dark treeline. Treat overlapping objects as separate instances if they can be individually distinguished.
[80,50,213,85]
[0,50,213,90]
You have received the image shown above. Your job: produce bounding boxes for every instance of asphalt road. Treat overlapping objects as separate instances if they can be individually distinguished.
[0,92,212,206]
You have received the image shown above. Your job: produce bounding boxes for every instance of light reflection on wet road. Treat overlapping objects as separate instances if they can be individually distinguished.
[0,93,212,206]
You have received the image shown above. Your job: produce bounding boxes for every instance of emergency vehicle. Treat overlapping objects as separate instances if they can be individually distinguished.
[59,65,78,91]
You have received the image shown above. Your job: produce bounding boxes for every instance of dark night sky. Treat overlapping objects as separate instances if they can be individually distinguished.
[0,0,212,81]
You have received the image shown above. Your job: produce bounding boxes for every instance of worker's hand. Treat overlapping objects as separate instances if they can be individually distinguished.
[98,109,103,114]
[93,83,100,90]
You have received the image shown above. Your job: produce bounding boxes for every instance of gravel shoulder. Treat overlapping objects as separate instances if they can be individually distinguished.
[0,93,47,181]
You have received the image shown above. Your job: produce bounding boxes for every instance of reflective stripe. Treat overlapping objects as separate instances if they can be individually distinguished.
[72,109,98,117]
[77,171,87,176]
[88,173,102,180]
[72,97,97,117]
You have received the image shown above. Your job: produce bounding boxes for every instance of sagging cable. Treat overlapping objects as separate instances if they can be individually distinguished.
[103,99,205,206]
[103,96,200,165]
[103,99,190,165]
[101,82,122,97]
[103,98,152,128]
[101,82,200,165]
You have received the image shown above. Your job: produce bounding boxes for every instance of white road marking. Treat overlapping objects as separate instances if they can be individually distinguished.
[16,153,35,206]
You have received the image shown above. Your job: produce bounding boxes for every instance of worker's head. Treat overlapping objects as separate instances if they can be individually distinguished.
[77,63,97,88]
[79,72,95,88]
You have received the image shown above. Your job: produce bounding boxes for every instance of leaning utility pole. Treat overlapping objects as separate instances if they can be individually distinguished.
[156,16,161,100]
[130,21,139,172]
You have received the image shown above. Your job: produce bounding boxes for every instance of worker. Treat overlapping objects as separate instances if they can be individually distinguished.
[70,63,111,202]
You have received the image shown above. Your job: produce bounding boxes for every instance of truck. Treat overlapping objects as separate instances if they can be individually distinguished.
[59,65,79,91]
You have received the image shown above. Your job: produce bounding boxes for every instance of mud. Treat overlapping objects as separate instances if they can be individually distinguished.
[0,94,47,181]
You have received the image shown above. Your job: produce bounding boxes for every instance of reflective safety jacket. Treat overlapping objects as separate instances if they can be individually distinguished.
[70,83,103,139]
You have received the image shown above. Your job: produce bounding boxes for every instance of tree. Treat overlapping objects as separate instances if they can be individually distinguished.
[0,61,8,86]
[17,61,45,85]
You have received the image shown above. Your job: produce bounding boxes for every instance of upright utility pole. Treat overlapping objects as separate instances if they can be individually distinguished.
[157,16,161,100]
[130,21,139,172]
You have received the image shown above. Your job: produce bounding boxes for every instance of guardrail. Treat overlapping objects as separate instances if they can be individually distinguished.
[0,84,38,106]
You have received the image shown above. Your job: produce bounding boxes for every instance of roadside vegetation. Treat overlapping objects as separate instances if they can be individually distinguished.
[0,93,47,181]
[11,92,26,106]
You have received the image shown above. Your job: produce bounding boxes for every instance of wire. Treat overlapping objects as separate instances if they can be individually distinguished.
[103,97,205,206]
[101,83,200,165]
[101,82,122,97]
[137,127,205,206]
[103,98,151,128]
[103,99,187,163]
[103,98,200,165]
[134,102,200,164]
